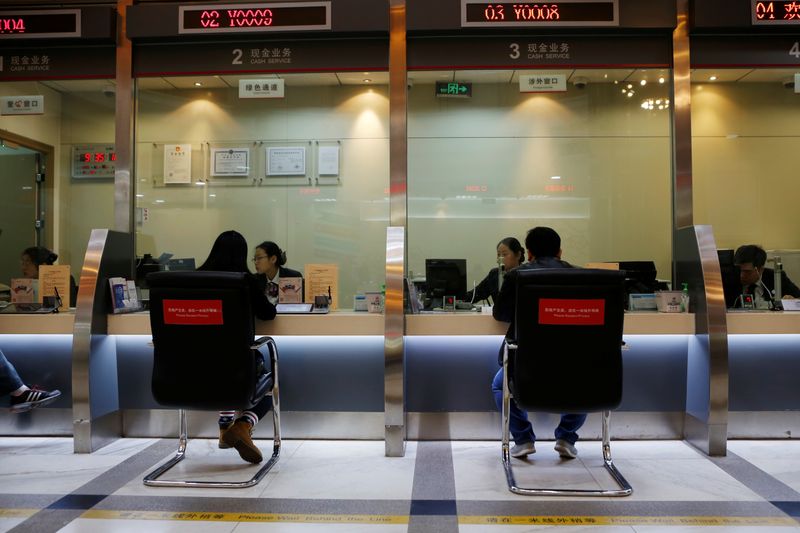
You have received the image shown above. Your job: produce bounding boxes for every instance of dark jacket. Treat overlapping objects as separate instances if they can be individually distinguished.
[744,268,800,300]
[464,267,502,304]
[493,257,574,364]
[256,266,304,297]
[247,273,277,321]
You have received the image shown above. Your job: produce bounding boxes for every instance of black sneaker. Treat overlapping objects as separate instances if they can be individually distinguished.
[9,388,61,414]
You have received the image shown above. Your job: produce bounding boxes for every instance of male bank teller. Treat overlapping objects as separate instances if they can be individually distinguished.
[734,244,800,309]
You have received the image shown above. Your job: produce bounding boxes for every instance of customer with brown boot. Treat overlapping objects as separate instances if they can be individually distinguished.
[197,230,277,463]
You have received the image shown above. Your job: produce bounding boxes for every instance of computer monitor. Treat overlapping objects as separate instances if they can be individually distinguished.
[613,261,667,307]
[425,259,467,301]
[718,249,740,308]
[162,258,196,271]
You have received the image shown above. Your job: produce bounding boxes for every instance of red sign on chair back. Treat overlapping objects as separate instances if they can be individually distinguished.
[163,299,224,325]
[538,298,605,325]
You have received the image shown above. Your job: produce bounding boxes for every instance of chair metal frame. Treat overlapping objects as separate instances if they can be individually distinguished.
[144,336,281,488]
[501,341,632,497]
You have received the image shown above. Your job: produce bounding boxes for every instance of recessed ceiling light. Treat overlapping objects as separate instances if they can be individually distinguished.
[709,75,717,81]
[363,79,372,83]
[550,176,561,180]
[640,79,647,86]
[659,77,666,84]
[194,82,202,87]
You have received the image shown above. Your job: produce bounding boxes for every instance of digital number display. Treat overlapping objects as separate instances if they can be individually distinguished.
[179,2,330,34]
[462,0,618,27]
[752,0,800,24]
[0,10,80,39]
[72,144,116,178]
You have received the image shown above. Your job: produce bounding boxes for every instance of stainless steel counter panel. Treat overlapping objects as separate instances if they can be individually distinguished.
[3,312,800,440]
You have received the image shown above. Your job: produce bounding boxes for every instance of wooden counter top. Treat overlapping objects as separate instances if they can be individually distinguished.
[0,312,75,334]
[3,310,798,336]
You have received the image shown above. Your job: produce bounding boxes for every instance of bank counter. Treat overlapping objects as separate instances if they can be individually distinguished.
[3,309,799,442]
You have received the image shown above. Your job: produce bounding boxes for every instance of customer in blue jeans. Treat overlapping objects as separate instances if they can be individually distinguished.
[491,226,587,459]
[1,348,61,413]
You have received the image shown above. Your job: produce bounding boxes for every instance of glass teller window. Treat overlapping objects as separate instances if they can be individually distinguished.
[407,68,673,289]
[134,72,390,306]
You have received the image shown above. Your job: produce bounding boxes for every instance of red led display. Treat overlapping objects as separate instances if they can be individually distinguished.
[752,0,800,23]
[72,144,115,178]
[179,3,330,34]
[82,152,115,163]
[462,1,618,27]
[0,10,80,38]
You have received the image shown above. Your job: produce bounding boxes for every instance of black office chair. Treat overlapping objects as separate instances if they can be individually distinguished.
[501,268,632,496]
[143,271,281,488]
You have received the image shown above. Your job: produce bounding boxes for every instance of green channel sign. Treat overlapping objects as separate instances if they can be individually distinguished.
[435,81,472,98]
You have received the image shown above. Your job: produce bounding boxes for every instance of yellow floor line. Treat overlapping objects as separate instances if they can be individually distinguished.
[82,510,409,524]
[0,509,37,519]
[71,510,800,526]
[460,515,799,527]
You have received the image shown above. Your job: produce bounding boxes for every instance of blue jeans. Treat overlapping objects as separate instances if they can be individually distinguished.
[0,349,24,397]
[492,368,587,446]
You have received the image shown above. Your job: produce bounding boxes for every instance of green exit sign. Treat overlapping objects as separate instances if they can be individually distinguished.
[435,81,472,98]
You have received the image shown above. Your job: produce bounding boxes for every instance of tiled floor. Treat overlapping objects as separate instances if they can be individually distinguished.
[1,438,799,532]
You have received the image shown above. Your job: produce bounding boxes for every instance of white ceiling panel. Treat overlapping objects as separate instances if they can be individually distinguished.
[164,76,229,89]
[408,71,454,84]
[691,68,752,83]
[136,77,176,90]
[40,79,112,93]
[737,68,800,82]
[454,70,514,84]
[337,71,389,85]
[278,73,340,86]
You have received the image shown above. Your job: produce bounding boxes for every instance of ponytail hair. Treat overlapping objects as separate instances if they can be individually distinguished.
[257,241,287,266]
[22,246,58,267]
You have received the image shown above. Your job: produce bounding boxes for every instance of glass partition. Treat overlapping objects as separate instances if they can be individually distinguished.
[0,79,115,305]
[134,73,390,307]
[407,68,674,297]
[692,68,800,280]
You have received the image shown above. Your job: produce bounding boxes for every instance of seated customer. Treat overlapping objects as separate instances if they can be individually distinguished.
[197,231,277,463]
[20,246,78,306]
[253,241,303,306]
[492,226,585,460]
[734,244,800,308]
[1,348,60,413]
[464,237,525,304]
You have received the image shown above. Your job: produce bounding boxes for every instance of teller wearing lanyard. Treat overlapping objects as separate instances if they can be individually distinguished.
[253,241,304,305]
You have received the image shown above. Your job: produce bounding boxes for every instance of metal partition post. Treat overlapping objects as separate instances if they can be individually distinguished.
[385,227,406,456]
[385,0,408,457]
[671,0,728,457]
[676,225,729,456]
[672,0,693,232]
[115,0,135,240]
[72,229,134,453]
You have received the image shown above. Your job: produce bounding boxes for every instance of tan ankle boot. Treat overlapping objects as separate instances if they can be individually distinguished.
[222,420,262,463]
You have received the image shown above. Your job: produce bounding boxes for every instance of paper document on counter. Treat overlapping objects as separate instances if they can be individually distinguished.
[304,264,338,310]
[39,265,70,310]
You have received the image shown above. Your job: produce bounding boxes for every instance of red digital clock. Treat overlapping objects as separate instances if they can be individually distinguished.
[178,2,330,34]
[72,144,116,178]
[461,0,618,27]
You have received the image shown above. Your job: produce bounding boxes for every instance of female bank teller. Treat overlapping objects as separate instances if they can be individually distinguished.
[464,237,525,304]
